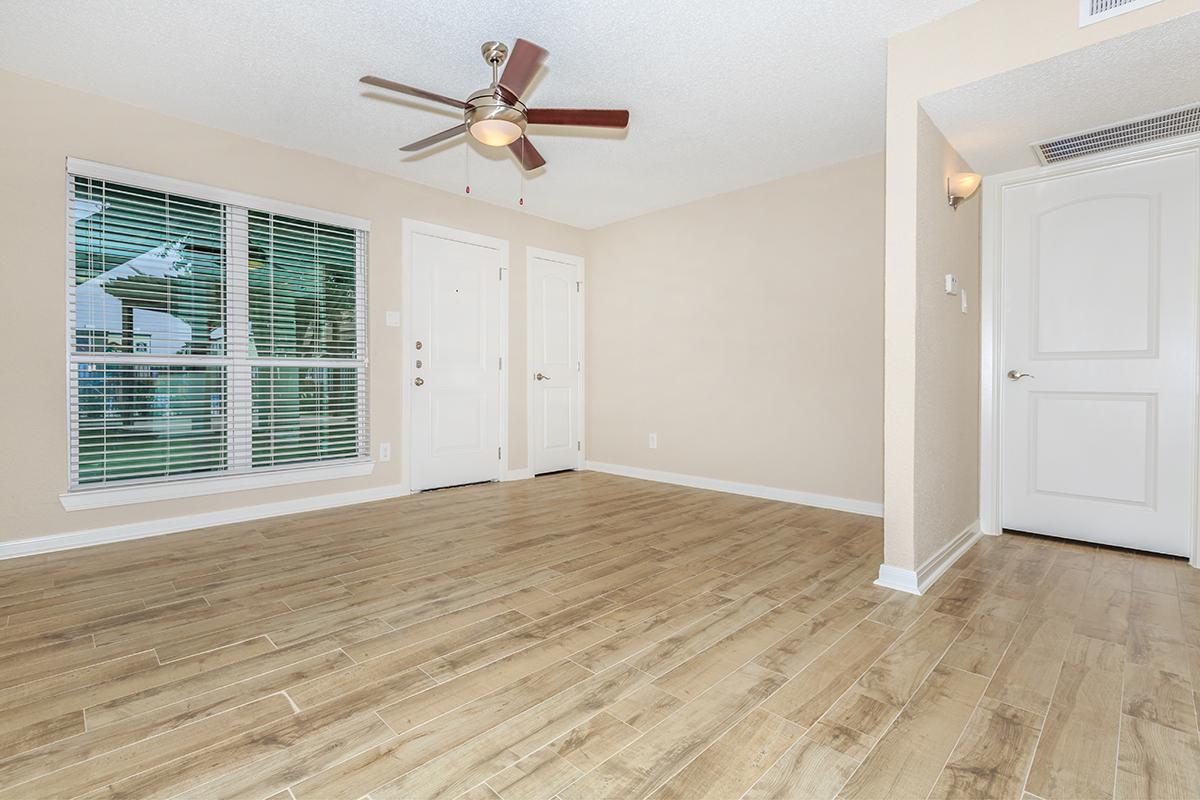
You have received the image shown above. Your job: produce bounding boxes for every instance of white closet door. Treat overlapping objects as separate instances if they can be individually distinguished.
[529,252,582,474]
[1000,151,1199,556]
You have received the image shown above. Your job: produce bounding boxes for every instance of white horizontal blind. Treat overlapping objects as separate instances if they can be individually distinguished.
[244,210,368,469]
[67,173,368,490]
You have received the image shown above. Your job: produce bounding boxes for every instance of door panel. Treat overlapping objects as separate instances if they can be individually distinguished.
[542,386,573,450]
[410,230,502,490]
[1001,152,1198,556]
[1030,392,1154,505]
[530,254,581,474]
[1034,196,1158,357]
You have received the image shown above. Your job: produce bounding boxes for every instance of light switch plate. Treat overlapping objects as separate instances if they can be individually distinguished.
[379,442,391,462]
[385,311,401,327]
[944,274,959,295]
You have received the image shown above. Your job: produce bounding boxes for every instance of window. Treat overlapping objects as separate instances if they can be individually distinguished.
[67,164,368,493]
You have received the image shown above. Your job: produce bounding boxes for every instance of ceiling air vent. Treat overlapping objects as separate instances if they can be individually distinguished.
[1079,0,1162,26]
[1032,105,1200,165]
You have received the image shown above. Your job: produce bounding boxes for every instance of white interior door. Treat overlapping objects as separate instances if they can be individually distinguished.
[529,251,582,474]
[409,225,504,491]
[1001,151,1199,556]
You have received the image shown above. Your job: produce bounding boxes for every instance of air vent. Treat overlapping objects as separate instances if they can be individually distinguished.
[1079,0,1162,26]
[1032,105,1200,165]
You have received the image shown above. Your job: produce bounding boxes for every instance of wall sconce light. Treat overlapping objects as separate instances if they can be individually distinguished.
[947,172,982,210]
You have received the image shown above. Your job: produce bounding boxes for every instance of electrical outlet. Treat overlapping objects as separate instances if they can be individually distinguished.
[648,433,657,449]
[379,442,391,462]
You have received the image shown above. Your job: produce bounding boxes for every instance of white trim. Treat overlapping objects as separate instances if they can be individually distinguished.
[501,247,511,478]
[874,520,982,596]
[502,469,534,482]
[11,482,407,560]
[585,461,883,517]
[65,157,371,231]
[526,247,587,475]
[874,565,921,595]
[400,219,511,491]
[60,460,375,510]
[980,135,1200,567]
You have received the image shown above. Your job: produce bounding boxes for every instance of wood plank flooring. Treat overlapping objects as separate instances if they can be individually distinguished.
[1,471,1198,799]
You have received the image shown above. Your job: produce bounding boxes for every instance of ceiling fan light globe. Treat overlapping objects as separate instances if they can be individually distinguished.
[469,118,523,147]
[464,95,527,147]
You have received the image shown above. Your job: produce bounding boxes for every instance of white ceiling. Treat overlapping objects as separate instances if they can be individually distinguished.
[923,11,1200,176]
[0,0,977,229]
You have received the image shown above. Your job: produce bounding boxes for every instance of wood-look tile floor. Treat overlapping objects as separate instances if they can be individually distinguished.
[1,471,1198,800]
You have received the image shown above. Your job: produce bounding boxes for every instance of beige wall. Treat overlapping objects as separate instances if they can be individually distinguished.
[912,110,980,567]
[0,69,587,543]
[586,154,884,506]
[883,0,1200,572]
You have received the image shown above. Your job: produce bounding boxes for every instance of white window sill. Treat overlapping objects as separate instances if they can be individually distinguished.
[60,460,376,511]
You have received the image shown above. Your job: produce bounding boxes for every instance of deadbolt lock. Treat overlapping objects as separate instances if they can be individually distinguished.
[415,359,422,368]
[415,340,423,350]
[414,377,425,387]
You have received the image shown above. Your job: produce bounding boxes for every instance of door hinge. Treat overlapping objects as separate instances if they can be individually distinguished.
[499,356,503,370]
[498,446,502,460]
[577,441,581,451]
[576,281,582,292]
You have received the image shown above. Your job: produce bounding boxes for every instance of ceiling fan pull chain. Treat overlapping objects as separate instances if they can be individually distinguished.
[464,138,471,195]
[519,139,525,206]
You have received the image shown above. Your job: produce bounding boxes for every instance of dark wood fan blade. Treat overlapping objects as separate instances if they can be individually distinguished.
[508,136,546,171]
[498,39,547,99]
[360,75,468,109]
[400,124,467,151]
[526,108,630,128]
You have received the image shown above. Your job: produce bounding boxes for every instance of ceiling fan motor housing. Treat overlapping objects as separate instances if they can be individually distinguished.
[465,88,527,144]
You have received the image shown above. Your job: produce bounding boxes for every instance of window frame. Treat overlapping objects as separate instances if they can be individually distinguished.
[61,159,372,510]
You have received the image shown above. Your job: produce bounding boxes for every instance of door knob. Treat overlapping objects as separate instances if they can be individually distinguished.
[535,372,550,381]
[414,377,424,387]
[1006,370,1035,381]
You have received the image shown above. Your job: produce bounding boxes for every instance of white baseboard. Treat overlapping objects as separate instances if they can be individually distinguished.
[874,564,922,594]
[585,461,883,517]
[874,519,982,596]
[501,469,534,482]
[0,483,410,561]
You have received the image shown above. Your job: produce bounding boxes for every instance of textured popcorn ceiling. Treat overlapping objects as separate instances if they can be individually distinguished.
[922,11,1200,176]
[0,0,976,229]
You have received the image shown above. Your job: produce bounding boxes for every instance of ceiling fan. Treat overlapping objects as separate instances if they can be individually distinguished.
[360,39,629,171]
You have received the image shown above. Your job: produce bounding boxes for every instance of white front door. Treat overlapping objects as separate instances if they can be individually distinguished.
[529,250,582,474]
[1001,151,1199,556]
[408,224,505,491]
